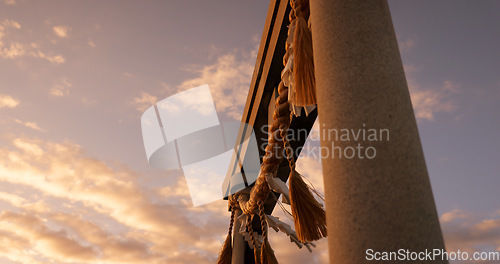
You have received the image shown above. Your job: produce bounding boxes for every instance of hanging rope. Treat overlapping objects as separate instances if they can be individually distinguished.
[246,214,261,264]
[216,0,326,262]
[216,209,235,264]
[258,201,279,264]
[290,0,316,108]
[281,120,327,242]
[238,0,326,242]
[240,81,290,216]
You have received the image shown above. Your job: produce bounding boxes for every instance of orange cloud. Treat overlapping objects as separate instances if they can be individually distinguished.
[14,119,47,132]
[404,64,461,121]
[441,209,500,261]
[49,78,72,97]
[0,93,19,108]
[179,49,256,120]
[0,19,65,64]
[52,26,71,38]
[131,92,158,112]
[0,135,331,263]
[0,137,231,263]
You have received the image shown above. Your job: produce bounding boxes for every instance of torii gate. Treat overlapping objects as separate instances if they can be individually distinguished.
[223,0,447,263]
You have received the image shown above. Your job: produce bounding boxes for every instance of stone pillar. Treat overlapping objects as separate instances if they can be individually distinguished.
[231,209,245,264]
[309,0,447,263]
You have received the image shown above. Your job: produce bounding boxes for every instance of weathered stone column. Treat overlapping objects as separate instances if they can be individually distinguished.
[309,0,447,263]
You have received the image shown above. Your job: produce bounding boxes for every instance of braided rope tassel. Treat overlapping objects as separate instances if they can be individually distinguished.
[281,115,327,242]
[290,0,316,108]
[217,209,235,264]
[273,0,327,243]
[240,81,290,215]
[258,201,279,264]
[246,215,261,264]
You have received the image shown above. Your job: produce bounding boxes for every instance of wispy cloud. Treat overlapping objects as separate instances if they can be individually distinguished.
[0,212,98,263]
[398,39,462,122]
[409,79,461,121]
[441,209,500,263]
[0,19,65,64]
[88,39,96,48]
[398,36,415,53]
[131,49,256,120]
[0,191,26,207]
[404,65,462,121]
[178,49,256,120]
[52,26,71,38]
[0,20,21,51]
[49,78,72,97]
[0,93,19,108]
[0,19,21,31]
[3,0,15,5]
[14,119,47,132]
[0,137,229,263]
[0,41,26,58]
[131,92,157,112]
[34,48,65,64]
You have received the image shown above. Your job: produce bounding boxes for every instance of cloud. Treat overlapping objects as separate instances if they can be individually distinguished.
[404,65,461,121]
[0,20,21,49]
[178,49,256,120]
[12,138,45,156]
[37,52,65,64]
[49,78,72,97]
[0,42,66,64]
[0,191,26,207]
[0,20,24,58]
[0,93,19,108]
[441,209,472,223]
[52,26,71,38]
[0,137,231,263]
[30,43,66,64]
[0,41,25,58]
[408,79,460,121]
[0,20,65,64]
[398,40,462,122]
[398,37,415,53]
[0,19,21,30]
[14,119,47,132]
[0,135,331,263]
[3,0,15,5]
[440,209,500,263]
[0,212,98,263]
[132,48,255,120]
[131,92,158,112]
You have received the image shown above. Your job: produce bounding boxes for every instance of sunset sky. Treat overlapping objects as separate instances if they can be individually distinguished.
[0,0,499,263]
